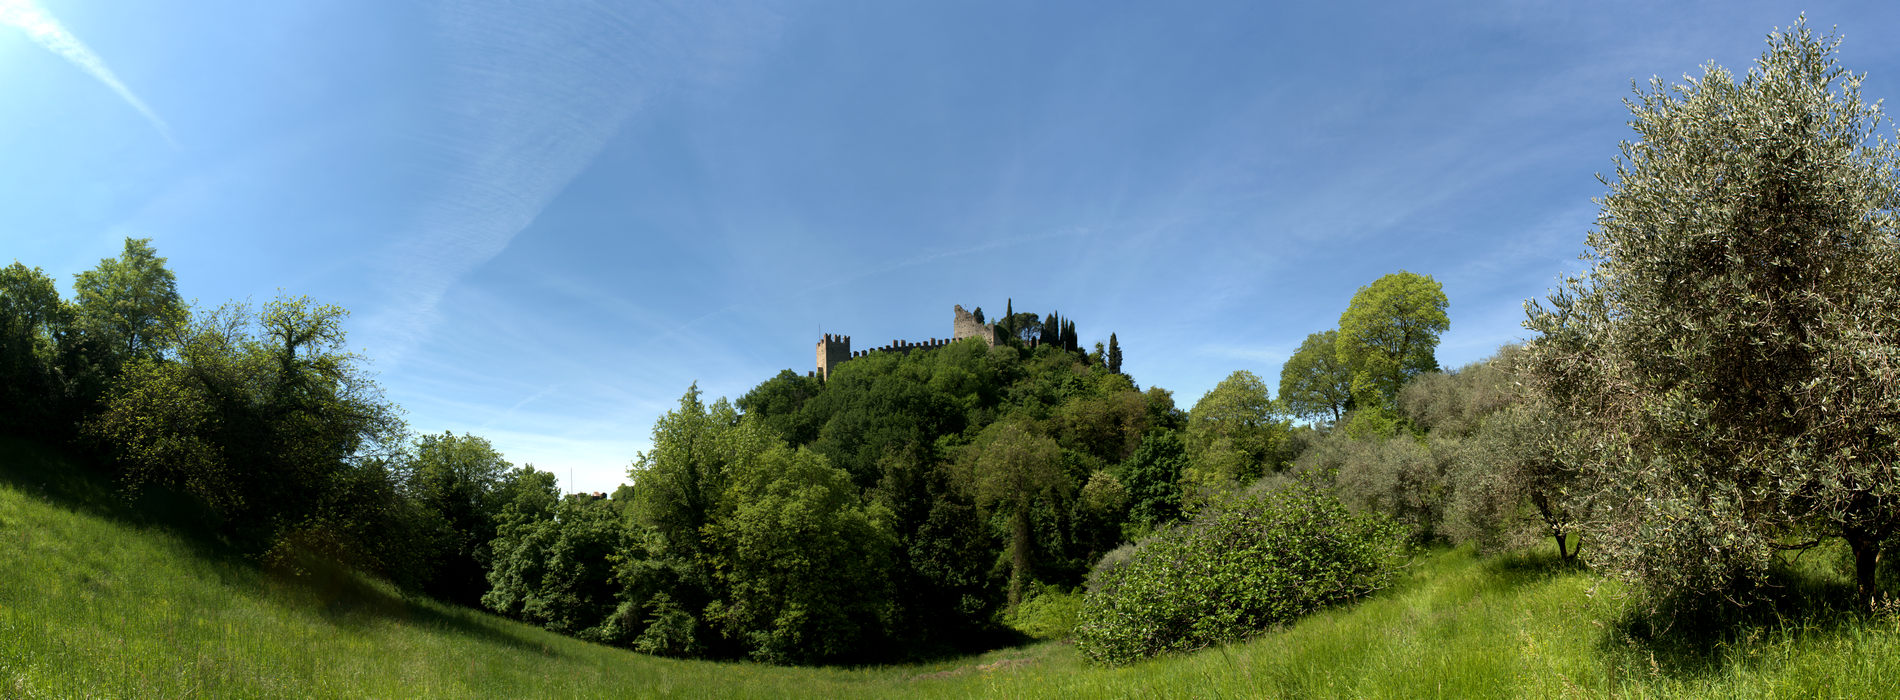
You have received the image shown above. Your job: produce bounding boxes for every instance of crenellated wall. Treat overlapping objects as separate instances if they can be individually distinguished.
[816,305,1002,380]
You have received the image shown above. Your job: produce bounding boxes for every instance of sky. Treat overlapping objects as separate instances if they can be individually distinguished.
[5,0,1898,494]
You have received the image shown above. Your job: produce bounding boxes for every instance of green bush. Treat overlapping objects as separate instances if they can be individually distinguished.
[1004,584,1085,640]
[1072,481,1404,665]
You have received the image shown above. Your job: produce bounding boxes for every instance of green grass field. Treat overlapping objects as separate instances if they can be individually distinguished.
[4,436,1897,699]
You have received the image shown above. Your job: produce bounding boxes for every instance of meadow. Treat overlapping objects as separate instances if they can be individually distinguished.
[5,436,1896,699]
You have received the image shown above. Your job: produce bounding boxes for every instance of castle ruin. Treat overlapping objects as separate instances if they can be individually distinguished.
[815,305,1006,380]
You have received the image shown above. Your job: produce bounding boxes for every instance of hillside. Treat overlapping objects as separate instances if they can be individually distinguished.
[5,438,1897,699]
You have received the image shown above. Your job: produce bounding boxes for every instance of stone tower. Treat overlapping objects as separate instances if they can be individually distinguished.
[817,333,851,381]
[952,304,1001,346]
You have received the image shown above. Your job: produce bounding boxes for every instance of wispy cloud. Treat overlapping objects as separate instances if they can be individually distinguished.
[364,2,785,367]
[0,0,176,147]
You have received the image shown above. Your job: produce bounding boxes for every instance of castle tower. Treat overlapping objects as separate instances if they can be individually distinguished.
[952,304,1001,346]
[817,333,851,381]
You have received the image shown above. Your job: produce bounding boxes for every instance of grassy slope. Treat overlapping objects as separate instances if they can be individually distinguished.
[4,436,1898,699]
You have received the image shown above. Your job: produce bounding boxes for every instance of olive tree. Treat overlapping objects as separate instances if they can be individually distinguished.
[1524,20,1900,611]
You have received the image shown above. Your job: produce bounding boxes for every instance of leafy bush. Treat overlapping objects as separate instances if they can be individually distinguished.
[1072,481,1404,665]
[1003,584,1085,640]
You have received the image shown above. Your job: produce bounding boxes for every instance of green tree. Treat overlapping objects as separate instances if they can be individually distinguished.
[1106,333,1123,375]
[484,491,630,641]
[407,431,514,605]
[1524,20,1900,611]
[964,419,1070,608]
[1118,429,1188,529]
[1180,370,1290,511]
[736,369,824,445]
[1279,330,1353,424]
[0,263,69,432]
[72,237,186,365]
[88,295,404,555]
[705,442,894,663]
[1335,271,1448,411]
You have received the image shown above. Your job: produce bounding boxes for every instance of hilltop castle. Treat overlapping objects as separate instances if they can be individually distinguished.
[815,305,1006,380]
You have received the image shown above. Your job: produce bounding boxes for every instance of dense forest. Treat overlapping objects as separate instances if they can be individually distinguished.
[5,18,1900,670]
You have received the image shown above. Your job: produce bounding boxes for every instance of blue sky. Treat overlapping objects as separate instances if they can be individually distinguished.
[5,0,1898,494]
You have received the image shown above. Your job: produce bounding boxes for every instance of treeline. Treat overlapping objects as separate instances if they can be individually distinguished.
[0,240,572,609]
[9,18,1886,671]
[1280,19,1900,631]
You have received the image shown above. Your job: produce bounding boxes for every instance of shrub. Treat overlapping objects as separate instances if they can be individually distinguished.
[1072,481,1404,665]
[1004,584,1085,640]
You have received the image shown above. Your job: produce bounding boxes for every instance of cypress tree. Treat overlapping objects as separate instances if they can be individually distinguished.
[1107,333,1123,374]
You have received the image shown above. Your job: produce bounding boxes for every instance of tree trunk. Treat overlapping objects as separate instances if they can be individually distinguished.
[1009,508,1030,609]
[1847,528,1881,613]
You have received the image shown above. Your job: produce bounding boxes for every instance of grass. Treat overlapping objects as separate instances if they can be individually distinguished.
[4,435,1898,698]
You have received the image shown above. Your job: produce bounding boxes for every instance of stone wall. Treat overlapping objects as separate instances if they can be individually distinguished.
[817,305,1003,380]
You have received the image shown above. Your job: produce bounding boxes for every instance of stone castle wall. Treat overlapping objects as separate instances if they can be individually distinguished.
[814,305,1002,380]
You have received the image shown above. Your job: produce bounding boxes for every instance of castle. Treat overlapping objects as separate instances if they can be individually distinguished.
[815,305,1006,380]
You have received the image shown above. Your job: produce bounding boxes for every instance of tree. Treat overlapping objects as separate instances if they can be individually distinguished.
[1106,333,1123,375]
[88,295,404,555]
[1180,370,1289,510]
[736,369,824,445]
[1524,20,1900,611]
[484,491,630,641]
[1118,428,1187,529]
[1336,272,1448,411]
[1040,312,1059,347]
[1009,312,1043,345]
[72,237,186,366]
[964,419,1070,608]
[1279,330,1352,424]
[0,263,68,432]
[704,443,894,663]
[407,431,514,605]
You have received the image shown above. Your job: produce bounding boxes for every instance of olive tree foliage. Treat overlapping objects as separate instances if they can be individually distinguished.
[1279,330,1353,424]
[1336,271,1448,415]
[1523,21,1900,611]
[1180,370,1291,512]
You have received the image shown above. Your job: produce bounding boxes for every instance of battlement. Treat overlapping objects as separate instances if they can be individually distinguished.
[816,306,1003,380]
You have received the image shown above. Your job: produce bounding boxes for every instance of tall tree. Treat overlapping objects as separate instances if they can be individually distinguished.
[1180,370,1289,510]
[72,237,186,365]
[1040,312,1059,347]
[1336,271,1448,412]
[408,431,514,605]
[88,295,404,554]
[1106,333,1123,374]
[1279,330,1353,424]
[964,419,1069,608]
[0,263,68,431]
[1524,20,1900,611]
